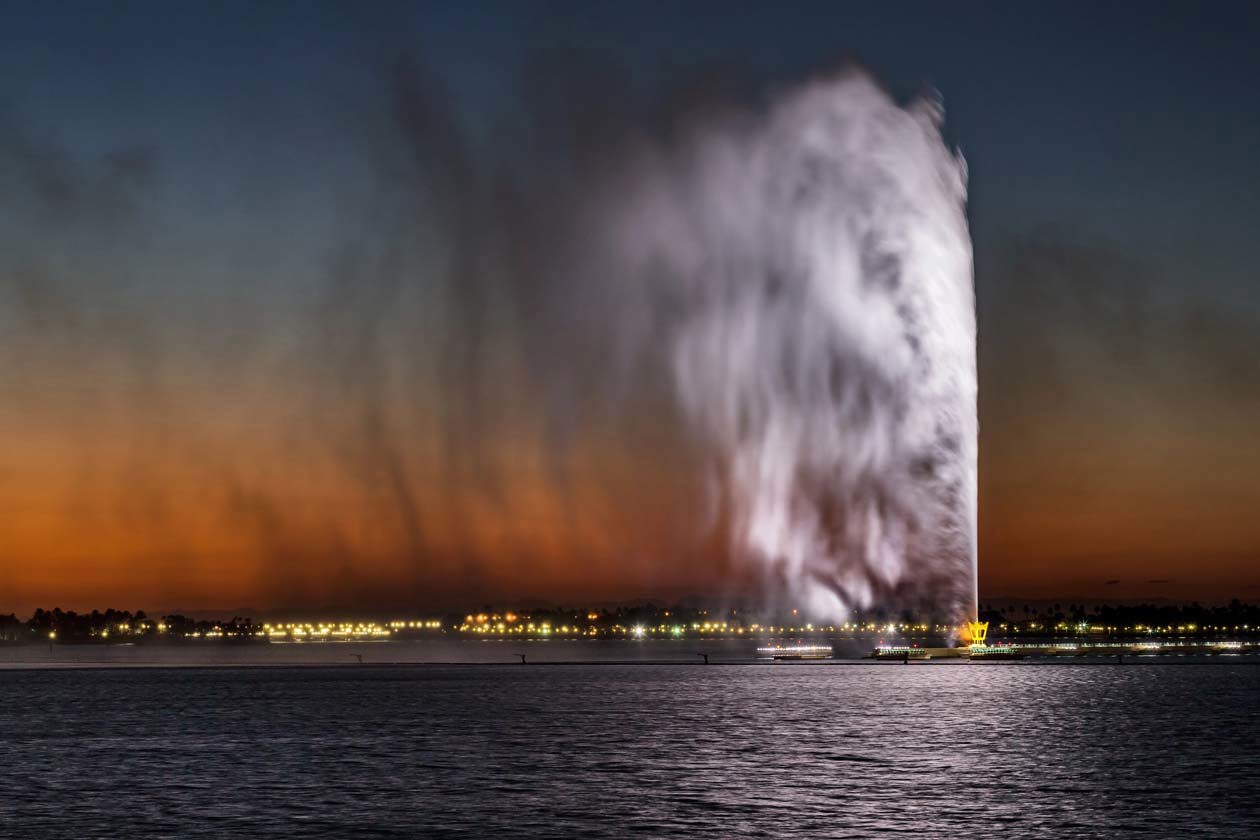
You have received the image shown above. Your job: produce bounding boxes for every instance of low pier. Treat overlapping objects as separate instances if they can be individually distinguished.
[870,641,1256,661]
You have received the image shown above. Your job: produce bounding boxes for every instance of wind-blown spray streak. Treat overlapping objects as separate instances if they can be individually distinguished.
[595,73,977,622]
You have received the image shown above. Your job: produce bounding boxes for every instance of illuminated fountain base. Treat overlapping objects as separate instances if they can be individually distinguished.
[964,620,1026,660]
[966,620,988,647]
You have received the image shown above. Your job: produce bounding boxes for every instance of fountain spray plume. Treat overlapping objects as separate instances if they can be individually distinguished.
[602,70,977,625]
[240,61,978,621]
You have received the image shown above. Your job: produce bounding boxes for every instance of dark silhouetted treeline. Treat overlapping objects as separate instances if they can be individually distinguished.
[0,608,256,644]
[978,599,1260,637]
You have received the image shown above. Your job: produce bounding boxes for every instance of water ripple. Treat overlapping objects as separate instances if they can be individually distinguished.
[1,663,1257,837]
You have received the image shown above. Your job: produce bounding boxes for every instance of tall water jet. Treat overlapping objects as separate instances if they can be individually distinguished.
[605,71,977,624]
[272,64,978,620]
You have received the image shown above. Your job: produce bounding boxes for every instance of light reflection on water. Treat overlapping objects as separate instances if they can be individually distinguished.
[2,662,1258,837]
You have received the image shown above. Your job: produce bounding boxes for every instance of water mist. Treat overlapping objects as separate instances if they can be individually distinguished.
[595,72,977,623]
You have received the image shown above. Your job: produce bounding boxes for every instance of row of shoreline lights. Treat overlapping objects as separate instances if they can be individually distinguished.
[59,616,1253,641]
[62,618,930,640]
[184,621,443,639]
[456,623,932,636]
[457,613,943,636]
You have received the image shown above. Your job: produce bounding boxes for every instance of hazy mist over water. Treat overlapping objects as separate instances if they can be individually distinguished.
[3,663,1257,838]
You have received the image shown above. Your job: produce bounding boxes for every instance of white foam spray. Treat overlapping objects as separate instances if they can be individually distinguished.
[601,72,977,623]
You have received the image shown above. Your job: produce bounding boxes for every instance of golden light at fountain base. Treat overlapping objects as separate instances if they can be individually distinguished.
[966,621,988,648]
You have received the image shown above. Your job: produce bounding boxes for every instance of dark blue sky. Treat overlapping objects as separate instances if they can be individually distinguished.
[5,1,1257,307]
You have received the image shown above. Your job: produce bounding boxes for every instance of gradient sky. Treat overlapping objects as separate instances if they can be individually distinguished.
[2,1,1258,613]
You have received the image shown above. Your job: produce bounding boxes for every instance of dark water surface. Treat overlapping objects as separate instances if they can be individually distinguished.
[2,663,1258,838]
